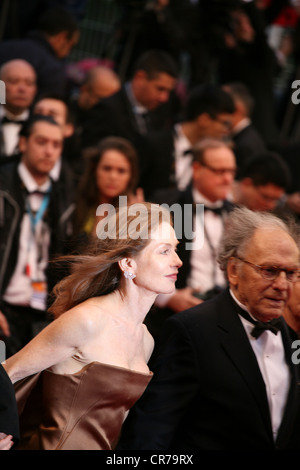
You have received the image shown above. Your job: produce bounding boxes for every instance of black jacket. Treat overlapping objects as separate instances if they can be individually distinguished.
[0,364,19,444]
[119,289,300,450]
[0,163,74,303]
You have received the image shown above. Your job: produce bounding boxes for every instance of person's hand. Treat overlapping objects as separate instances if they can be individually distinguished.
[128,188,145,205]
[0,311,10,337]
[166,287,203,313]
[0,433,13,450]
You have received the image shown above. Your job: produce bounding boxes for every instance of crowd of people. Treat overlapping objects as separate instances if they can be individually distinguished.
[1,0,300,451]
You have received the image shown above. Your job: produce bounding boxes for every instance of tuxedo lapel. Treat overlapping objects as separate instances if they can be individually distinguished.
[216,291,273,436]
[275,321,300,447]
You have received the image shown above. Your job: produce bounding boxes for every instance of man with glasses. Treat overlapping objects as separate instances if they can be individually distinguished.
[119,206,300,450]
[146,138,236,345]
[232,152,291,212]
[141,83,235,199]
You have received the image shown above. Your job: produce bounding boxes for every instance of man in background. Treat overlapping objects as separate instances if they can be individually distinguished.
[0,59,37,161]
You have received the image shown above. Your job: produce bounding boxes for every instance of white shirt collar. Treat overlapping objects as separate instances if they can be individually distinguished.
[192,186,224,209]
[232,117,251,136]
[0,105,30,122]
[229,288,258,322]
[125,82,148,114]
[18,162,51,194]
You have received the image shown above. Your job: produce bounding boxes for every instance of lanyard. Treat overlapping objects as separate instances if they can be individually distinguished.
[26,192,50,232]
[24,192,50,279]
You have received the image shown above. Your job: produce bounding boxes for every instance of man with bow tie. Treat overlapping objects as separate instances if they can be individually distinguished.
[146,138,236,343]
[0,115,74,358]
[140,83,235,200]
[119,206,300,450]
[0,59,37,161]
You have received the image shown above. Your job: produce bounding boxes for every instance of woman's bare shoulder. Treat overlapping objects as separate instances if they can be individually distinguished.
[53,297,106,337]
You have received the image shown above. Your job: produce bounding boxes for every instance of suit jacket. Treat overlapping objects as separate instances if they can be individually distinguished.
[119,289,300,450]
[81,86,174,147]
[151,184,234,288]
[0,364,19,443]
[81,87,177,193]
[141,128,176,200]
[233,123,267,177]
[0,31,67,97]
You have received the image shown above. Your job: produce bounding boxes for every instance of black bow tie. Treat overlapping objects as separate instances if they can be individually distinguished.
[26,188,51,197]
[183,148,193,156]
[2,116,26,125]
[204,205,224,216]
[237,306,281,339]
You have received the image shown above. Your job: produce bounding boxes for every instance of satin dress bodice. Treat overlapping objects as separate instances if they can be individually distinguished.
[14,361,152,450]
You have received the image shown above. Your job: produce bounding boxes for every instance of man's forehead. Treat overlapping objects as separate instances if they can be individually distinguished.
[246,227,299,259]
[30,122,63,138]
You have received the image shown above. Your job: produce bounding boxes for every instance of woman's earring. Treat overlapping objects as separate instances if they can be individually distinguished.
[123,271,136,280]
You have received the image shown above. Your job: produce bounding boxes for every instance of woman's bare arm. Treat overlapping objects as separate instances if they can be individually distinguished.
[3,304,95,383]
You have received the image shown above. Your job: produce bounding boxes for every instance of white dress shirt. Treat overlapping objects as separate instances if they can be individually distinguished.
[3,163,51,310]
[187,188,227,292]
[173,124,193,191]
[0,106,29,156]
[230,289,291,440]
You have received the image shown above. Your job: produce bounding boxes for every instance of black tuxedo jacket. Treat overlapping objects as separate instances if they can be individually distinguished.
[233,123,266,177]
[151,184,234,288]
[0,364,19,442]
[119,289,300,450]
[81,87,175,193]
[81,86,173,146]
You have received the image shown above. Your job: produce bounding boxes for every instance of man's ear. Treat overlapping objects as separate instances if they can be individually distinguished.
[63,122,74,138]
[240,177,253,188]
[18,135,27,154]
[227,257,239,287]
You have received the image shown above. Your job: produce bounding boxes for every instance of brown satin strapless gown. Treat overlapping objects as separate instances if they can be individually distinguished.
[14,362,152,450]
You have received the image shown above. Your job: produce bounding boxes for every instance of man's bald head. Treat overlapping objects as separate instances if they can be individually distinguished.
[78,66,121,110]
[0,59,37,114]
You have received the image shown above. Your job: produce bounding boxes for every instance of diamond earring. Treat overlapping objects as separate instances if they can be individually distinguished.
[123,271,136,280]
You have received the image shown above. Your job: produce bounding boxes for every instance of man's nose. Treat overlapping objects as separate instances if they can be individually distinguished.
[272,270,289,289]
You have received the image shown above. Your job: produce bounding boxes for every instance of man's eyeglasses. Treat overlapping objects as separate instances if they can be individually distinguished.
[201,162,236,176]
[235,256,300,282]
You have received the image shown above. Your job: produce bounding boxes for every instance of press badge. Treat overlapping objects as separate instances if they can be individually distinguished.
[31,280,47,311]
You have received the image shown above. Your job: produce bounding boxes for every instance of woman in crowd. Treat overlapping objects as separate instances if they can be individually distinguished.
[3,202,182,450]
[72,136,144,242]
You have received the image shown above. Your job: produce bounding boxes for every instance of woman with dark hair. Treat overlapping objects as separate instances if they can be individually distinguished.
[73,136,144,240]
[4,202,182,450]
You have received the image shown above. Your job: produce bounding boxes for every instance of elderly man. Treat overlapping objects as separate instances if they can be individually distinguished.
[147,138,236,339]
[119,207,300,450]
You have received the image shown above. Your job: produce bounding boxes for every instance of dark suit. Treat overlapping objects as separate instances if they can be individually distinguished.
[233,122,267,177]
[0,31,68,97]
[145,185,234,349]
[0,364,19,443]
[81,87,177,193]
[119,289,300,450]
[81,86,174,147]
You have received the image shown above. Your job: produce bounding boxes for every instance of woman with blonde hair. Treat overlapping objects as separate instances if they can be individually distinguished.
[4,202,182,450]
